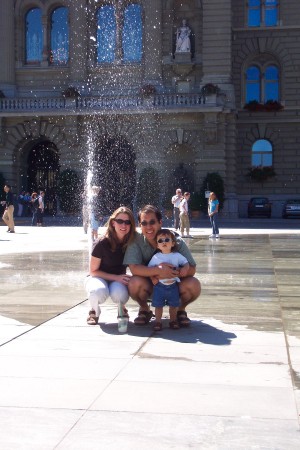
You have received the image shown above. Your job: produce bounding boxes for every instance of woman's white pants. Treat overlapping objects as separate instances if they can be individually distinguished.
[84,276,129,317]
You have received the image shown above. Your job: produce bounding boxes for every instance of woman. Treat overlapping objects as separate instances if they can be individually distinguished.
[208,192,220,238]
[84,206,136,325]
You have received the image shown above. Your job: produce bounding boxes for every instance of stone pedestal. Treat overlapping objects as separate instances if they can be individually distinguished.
[174,52,191,63]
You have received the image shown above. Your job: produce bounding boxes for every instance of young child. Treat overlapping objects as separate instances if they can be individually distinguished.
[179,192,191,237]
[148,229,190,331]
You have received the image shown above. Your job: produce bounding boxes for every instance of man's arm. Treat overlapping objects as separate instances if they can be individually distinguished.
[129,263,177,279]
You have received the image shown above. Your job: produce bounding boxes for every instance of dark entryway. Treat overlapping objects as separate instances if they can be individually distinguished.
[27,141,59,215]
[93,136,136,214]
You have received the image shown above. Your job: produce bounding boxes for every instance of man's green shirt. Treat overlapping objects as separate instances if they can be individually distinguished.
[123,232,196,267]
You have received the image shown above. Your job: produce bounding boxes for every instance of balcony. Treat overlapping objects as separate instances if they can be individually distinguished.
[0,92,222,117]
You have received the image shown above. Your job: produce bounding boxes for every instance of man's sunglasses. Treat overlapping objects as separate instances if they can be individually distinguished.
[157,238,171,244]
[114,218,131,225]
[140,219,157,227]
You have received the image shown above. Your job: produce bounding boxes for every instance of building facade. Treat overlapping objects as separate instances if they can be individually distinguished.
[0,0,299,217]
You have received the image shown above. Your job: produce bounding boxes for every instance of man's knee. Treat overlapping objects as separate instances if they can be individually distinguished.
[179,277,201,301]
[128,276,152,300]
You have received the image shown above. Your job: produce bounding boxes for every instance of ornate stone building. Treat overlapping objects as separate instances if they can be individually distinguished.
[0,0,299,216]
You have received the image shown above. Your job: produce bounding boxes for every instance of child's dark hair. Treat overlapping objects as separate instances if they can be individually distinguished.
[156,228,178,251]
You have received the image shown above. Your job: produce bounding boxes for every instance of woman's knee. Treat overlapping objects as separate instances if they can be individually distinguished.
[110,282,129,305]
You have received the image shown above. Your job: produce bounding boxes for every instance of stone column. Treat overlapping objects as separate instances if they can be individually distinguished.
[143,0,162,84]
[0,0,15,94]
[68,1,87,86]
[202,0,232,84]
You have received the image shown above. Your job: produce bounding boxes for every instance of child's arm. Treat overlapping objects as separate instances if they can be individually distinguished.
[178,262,190,278]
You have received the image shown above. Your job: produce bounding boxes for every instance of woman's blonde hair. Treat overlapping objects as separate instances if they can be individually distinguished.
[105,206,136,251]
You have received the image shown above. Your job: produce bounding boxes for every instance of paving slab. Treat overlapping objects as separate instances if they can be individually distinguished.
[0,224,300,449]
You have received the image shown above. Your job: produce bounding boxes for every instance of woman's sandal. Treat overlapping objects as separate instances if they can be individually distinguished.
[87,310,99,325]
[134,310,154,326]
[169,320,180,330]
[176,310,191,327]
[153,321,162,331]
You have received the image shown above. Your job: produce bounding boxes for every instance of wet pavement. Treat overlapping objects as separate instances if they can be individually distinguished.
[0,222,300,449]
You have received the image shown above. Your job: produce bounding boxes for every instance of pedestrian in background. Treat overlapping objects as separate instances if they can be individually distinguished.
[171,188,182,230]
[37,191,45,226]
[208,191,220,238]
[30,192,39,226]
[179,192,191,238]
[1,184,15,233]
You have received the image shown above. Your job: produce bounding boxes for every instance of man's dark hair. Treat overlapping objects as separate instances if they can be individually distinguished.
[138,204,162,223]
[4,184,11,189]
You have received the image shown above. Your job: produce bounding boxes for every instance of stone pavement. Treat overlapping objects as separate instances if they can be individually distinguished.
[0,222,300,449]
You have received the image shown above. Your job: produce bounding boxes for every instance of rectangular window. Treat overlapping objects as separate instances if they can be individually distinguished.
[248,0,261,27]
[265,0,278,26]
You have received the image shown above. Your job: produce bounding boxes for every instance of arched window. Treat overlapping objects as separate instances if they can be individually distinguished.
[265,65,279,101]
[25,8,43,63]
[248,0,278,27]
[252,139,273,167]
[50,7,69,65]
[246,66,260,102]
[96,5,116,63]
[122,4,142,62]
[246,64,279,103]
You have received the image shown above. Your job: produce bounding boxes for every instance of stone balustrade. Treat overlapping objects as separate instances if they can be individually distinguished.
[0,92,217,116]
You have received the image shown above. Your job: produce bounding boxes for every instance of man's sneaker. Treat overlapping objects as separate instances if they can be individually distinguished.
[209,234,215,238]
[215,234,219,238]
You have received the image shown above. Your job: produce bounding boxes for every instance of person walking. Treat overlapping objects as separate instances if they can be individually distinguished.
[1,184,15,233]
[208,191,220,238]
[84,206,136,325]
[171,188,182,230]
[179,192,191,238]
[148,228,189,331]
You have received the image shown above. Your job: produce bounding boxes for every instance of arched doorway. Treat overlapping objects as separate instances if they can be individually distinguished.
[93,136,136,214]
[27,141,59,215]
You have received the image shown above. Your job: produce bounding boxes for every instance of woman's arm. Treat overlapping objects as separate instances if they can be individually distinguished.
[89,256,130,285]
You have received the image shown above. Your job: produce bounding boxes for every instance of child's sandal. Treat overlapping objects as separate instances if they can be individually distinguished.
[169,320,180,330]
[153,321,162,331]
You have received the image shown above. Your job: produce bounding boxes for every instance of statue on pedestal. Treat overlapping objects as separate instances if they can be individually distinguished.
[175,19,191,53]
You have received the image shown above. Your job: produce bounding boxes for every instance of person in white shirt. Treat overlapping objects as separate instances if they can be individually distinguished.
[148,228,189,331]
[171,188,182,230]
[179,192,191,238]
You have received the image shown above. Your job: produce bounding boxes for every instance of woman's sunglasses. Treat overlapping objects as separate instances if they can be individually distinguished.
[157,238,171,244]
[114,218,131,225]
[140,219,157,226]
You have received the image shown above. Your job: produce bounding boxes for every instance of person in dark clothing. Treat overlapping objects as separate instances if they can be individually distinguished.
[1,184,15,233]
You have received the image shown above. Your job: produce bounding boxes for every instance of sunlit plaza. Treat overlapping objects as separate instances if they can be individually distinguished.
[1,1,300,448]
[0,221,300,448]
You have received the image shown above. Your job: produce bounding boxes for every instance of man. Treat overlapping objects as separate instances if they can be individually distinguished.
[123,205,201,326]
[171,188,182,230]
[2,184,15,233]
